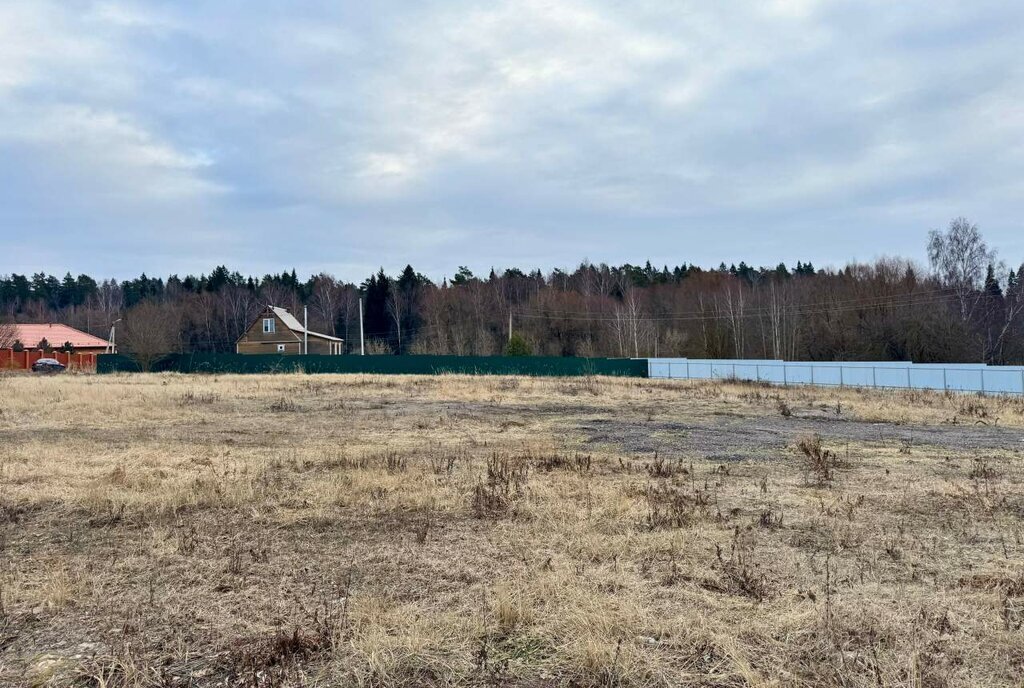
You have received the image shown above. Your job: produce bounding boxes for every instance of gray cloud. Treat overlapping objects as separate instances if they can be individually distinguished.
[2,0,1022,280]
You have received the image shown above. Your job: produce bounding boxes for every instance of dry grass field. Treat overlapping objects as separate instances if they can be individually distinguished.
[1,372,1024,687]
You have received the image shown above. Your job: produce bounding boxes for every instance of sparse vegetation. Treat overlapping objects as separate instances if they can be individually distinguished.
[795,433,841,484]
[1,373,1022,686]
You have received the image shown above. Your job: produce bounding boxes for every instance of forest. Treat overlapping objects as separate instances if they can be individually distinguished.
[2,219,1023,364]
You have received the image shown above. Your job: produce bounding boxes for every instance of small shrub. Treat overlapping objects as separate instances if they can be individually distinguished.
[413,508,433,544]
[268,397,298,413]
[534,451,592,474]
[381,450,407,473]
[229,627,328,682]
[472,453,529,518]
[968,458,998,481]
[329,454,375,471]
[558,376,601,396]
[642,482,709,529]
[757,503,784,529]
[796,434,838,485]
[719,562,772,601]
[496,377,520,392]
[177,522,199,555]
[645,452,685,479]
[708,539,774,601]
[429,449,460,475]
[179,390,218,406]
[504,334,532,357]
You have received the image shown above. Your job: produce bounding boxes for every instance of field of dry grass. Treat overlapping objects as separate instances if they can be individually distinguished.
[1,372,1023,687]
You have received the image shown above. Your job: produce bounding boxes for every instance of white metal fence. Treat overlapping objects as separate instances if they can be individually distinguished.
[647,358,1024,395]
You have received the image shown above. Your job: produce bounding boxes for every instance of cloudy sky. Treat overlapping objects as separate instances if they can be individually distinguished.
[2,0,1023,281]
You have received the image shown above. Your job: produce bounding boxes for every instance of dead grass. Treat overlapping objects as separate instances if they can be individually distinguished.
[0,372,1022,686]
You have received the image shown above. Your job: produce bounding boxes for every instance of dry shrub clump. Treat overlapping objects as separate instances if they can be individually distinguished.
[0,373,1022,687]
[796,433,842,484]
[472,453,530,517]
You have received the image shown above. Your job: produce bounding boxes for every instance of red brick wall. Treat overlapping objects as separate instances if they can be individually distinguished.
[0,349,97,371]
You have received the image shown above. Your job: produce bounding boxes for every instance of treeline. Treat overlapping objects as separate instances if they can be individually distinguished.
[2,219,1022,364]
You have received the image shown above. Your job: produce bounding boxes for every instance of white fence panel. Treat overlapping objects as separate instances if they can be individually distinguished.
[984,369,1023,394]
[908,368,945,391]
[944,368,983,393]
[873,367,910,389]
[647,358,1024,396]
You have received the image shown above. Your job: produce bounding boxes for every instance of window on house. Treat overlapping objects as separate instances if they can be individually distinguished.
[277,344,286,353]
[263,318,275,334]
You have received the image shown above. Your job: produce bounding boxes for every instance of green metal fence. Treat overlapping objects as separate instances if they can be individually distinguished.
[97,353,648,377]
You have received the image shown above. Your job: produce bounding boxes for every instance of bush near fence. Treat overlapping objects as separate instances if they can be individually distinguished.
[97,353,648,377]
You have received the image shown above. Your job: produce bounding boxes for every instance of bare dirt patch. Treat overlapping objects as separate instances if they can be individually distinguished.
[581,414,1024,460]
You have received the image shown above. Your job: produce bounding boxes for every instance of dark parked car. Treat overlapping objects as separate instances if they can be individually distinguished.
[31,358,66,374]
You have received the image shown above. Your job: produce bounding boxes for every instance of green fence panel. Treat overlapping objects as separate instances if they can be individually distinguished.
[96,354,144,373]
[97,353,648,377]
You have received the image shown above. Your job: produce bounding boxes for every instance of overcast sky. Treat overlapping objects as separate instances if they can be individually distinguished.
[2,0,1023,282]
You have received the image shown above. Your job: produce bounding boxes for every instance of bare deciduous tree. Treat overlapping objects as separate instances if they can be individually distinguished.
[310,274,342,337]
[120,300,183,370]
[723,284,747,358]
[611,286,645,358]
[90,280,123,325]
[928,217,995,322]
[0,322,16,349]
[386,289,403,354]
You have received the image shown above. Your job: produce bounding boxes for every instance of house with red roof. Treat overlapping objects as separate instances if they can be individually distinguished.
[7,323,111,354]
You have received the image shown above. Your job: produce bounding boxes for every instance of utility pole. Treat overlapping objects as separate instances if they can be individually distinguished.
[508,310,513,343]
[359,297,365,355]
[108,318,121,354]
[303,306,309,355]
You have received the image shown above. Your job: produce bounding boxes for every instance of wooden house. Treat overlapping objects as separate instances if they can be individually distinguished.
[236,306,343,355]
